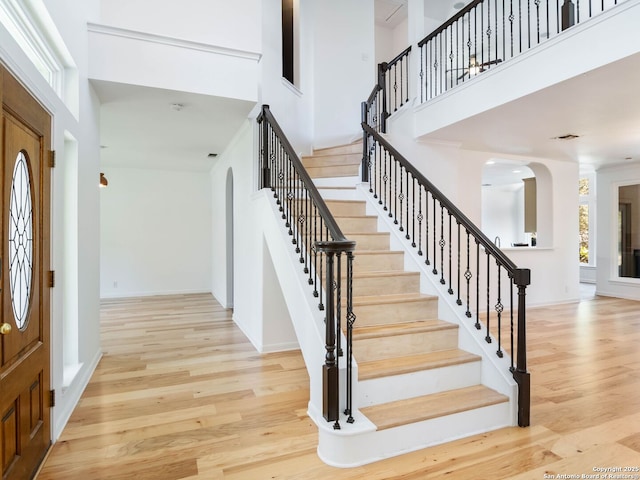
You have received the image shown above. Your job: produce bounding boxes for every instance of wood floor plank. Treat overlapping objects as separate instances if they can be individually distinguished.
[37,292,640,479]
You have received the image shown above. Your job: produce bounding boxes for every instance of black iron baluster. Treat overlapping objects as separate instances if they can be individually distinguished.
[510,0,515,57]
[535,0,541,44]
[519,0,523,53]
[318,218,325,311]
[485,251,492,344]
[475,240,481,330]
[481,2,485,67]
[345,251,355,423]
[432,195,437,275]
[393,62,398,111]
[449,25,454,90]
[447,212,453,294]
[393,157,398,221]
[509,273,515,371]
[417,186,423,255]
[465,231,472,317]
[398,163,404,229]
[388,151,393,217]
[496,264,504,357]
[456,221,462,305]
[546,0,550,39]
[336,251,342,358]
[420,43,424,102]
[382,149,389,210]
[313,203,319,291]
[527,0,531,48]
[439,205,446,285]
[409,175,414,243]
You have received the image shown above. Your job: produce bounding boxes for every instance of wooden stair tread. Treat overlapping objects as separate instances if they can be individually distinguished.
[358,349,480,380]
[360,385,509,431]
[353,319,456,339]
[353,293,437,306]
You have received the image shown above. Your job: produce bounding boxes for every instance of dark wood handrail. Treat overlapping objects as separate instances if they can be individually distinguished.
[258,105,350,244]
[362,122,517,274]
[418,0,484,47]
[388,45,412,67]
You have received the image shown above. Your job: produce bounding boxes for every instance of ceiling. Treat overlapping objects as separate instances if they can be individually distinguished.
[93,80,256,172]
[375,0,464,28]
[425,50,640,177]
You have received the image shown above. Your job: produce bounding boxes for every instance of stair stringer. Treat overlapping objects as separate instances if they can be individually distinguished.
[354,182,518,421]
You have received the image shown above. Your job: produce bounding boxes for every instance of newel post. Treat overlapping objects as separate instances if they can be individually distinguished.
[317,242,340,429]
[361,101,369,183]
[261,105,271,189]
[561,0,575,30]
[378,62,389,133]
[513,268,531,427]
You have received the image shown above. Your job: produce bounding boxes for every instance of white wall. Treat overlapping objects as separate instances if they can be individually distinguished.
[481,184,524,247]
[311,0,375,148]
[99,0,261,51]
[100,167,212,298]
[596,163,640,299]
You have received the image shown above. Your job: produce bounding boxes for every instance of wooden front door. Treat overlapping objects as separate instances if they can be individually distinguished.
[0,66,52,479]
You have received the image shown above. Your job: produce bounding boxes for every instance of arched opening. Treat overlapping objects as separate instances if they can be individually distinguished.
[226,168,234,309]
[481,159,552,248]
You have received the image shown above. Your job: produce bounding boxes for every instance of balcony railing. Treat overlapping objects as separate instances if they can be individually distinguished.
[418,0,625,102]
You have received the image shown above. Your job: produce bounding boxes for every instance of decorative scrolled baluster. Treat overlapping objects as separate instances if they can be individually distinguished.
[496,263,504,358]
[465,230,472,317]
[456,220,462,305]
[485,251,492,344]
[475,240,481,330]
[345,251,356,424]
[439,204,446,285]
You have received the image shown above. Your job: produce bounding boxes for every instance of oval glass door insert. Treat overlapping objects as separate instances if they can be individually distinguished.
[9,151,34,329]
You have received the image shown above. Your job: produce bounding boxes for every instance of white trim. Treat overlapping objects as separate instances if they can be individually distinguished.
[100,289,212,300]
[87,23,262,62]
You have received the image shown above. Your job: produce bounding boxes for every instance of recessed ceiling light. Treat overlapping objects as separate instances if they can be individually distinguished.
[486,160,496,165]
[512,169,522,173]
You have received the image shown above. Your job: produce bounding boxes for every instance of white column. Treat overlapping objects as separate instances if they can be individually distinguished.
[407,0,425,102]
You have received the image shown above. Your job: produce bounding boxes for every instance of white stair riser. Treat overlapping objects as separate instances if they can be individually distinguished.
[323,200,367,216]
[347,252,405,273]
[357,361,482,407]
[354,328,459,362]
[307,164,360,178]
[352,274,420,296]
[353,298,438,326]
[317,402,512,468]
[313,176,360,188]
[313,143,362,156]
[302,153,361,168]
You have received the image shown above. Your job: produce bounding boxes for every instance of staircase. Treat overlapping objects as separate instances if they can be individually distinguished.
[301,142,515,467]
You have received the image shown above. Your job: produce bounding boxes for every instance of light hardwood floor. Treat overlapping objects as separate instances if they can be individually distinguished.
[37,292,640,479]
